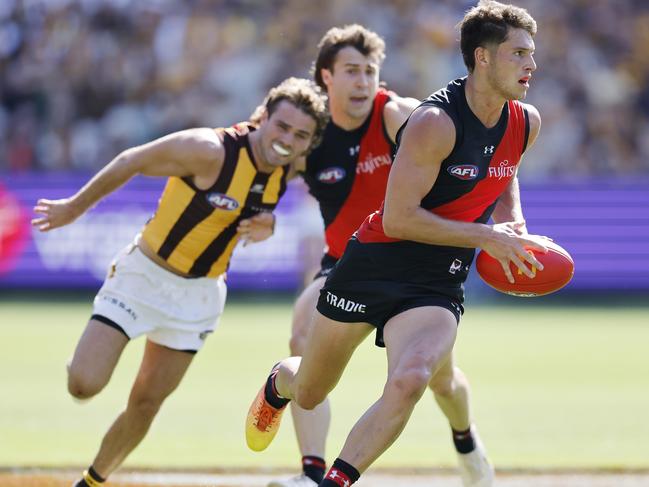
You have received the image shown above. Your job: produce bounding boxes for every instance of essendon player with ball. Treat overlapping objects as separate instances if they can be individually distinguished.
[248,3,548,487]
[260,24,496,487]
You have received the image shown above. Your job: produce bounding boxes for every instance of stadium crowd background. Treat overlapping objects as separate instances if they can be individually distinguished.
[1,0,649,179]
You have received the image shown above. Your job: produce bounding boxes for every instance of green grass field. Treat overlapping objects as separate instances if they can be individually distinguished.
[1,298,648,470]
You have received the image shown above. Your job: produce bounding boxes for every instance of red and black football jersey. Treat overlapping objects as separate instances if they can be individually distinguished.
[301,89,396,259]
[357,77,529,244]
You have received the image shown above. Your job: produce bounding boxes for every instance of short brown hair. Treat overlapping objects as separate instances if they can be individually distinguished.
[250,77,329,149]
[460,0,537,72]
[312,24,386,90]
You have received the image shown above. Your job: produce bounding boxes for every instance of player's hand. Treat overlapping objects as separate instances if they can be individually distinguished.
[31,198,84,232]
[237,212,276,246]
[482,222,548,283]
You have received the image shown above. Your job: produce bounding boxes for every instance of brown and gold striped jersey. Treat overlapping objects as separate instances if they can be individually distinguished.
[141,123,289,277]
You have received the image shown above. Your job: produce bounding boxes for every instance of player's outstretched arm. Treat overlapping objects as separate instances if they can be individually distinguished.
[32,128,225,232]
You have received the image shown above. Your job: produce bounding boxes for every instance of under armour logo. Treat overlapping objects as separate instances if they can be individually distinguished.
[349,144,360,156]
[484,145,495,155]
[327,469,350,487]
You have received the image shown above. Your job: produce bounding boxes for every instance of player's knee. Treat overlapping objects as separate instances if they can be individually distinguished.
[293,385,327,410]
[67,371,105,399]
[386,364,433,404]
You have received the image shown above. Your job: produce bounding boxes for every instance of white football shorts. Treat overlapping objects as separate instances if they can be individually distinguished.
[92,243,226,352]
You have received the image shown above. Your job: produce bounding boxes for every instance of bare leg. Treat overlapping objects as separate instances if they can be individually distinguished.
[288,277,331,460]
[430,356,494,487]
[429,356,471,431]
[276,311,373,411]
[246,311,372,456]
[336,307,458,472]
[91,340,194,478]
[67,319,129,399]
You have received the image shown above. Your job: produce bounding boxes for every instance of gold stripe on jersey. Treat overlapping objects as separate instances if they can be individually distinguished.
[140,124,287,277]
[205,230,240,277]
[264,168,284,205]
[141,177,195,257]
[164,149,256,274]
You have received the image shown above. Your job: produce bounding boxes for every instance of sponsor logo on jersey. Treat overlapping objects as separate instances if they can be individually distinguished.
[484,145,495,155]
[356,152,391,175]
[317,167,346,184]
[488,159,516,180]
[206,192,239,210]
[325,291,366,313]
[447,164,479,180]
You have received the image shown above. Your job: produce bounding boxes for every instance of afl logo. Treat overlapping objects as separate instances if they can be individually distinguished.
[448,164,479,180]
[206,192,239,211]
[317,167,346,184]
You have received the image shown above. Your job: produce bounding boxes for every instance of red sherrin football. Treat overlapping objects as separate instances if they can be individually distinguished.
[476,240,574,297]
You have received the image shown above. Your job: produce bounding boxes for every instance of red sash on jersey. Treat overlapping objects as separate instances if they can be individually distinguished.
[325,89,394,258]
[357,100,527,243]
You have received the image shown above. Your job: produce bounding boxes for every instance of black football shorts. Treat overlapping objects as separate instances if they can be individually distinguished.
[316,237,468,347]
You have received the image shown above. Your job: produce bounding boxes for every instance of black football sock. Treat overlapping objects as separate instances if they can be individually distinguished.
[320,458,360,486]
[264,364,290,409]
[302,455,326,483]
[74,466,105,487]
[452,426,476,454]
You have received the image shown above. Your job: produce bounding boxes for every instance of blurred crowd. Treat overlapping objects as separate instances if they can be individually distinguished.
[1,0,648,179]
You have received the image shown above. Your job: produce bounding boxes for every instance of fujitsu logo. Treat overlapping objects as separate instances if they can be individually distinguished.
[356,152,391,175]
[447,164,479,180]
[488,160,516,180]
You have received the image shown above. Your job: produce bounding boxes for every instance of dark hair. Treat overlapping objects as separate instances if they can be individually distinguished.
[311,24,386,90]
[460,0,537,72]
[249,77,329,149]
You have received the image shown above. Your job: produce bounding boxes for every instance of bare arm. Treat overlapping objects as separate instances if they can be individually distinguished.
[382,106,546,282]
[491,175,525,228]
[491,103,541,230]
[32,128,224,231]
[382,94,421,142]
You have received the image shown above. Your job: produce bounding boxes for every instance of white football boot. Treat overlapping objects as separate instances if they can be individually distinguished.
[268,474,318,487]
[457,426,495,487]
